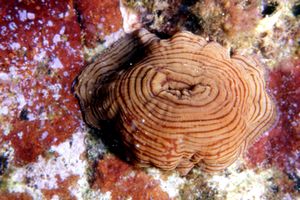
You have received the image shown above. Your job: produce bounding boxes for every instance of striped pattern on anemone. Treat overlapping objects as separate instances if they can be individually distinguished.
[74,29,277,175]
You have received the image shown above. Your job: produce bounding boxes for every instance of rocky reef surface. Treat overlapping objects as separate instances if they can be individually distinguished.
[0,0,299,199]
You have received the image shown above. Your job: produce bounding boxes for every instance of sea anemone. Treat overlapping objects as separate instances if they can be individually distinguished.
[74,29,277,175]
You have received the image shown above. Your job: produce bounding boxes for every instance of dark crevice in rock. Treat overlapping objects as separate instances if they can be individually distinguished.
[19,108,29,121]
[262,1,279,17]
[73,1,84,29]
[292,1,300,17]
[0,155,9,176]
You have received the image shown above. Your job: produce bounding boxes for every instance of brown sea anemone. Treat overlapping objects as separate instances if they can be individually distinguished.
[74,29,277,175]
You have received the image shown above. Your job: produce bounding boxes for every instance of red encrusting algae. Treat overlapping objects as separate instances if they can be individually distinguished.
[0,192,32,200]
[75,0,123,47]
[247,59,300,173]
[41,175,79,200]
[0,1,83,165]
[92,155,170,200]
